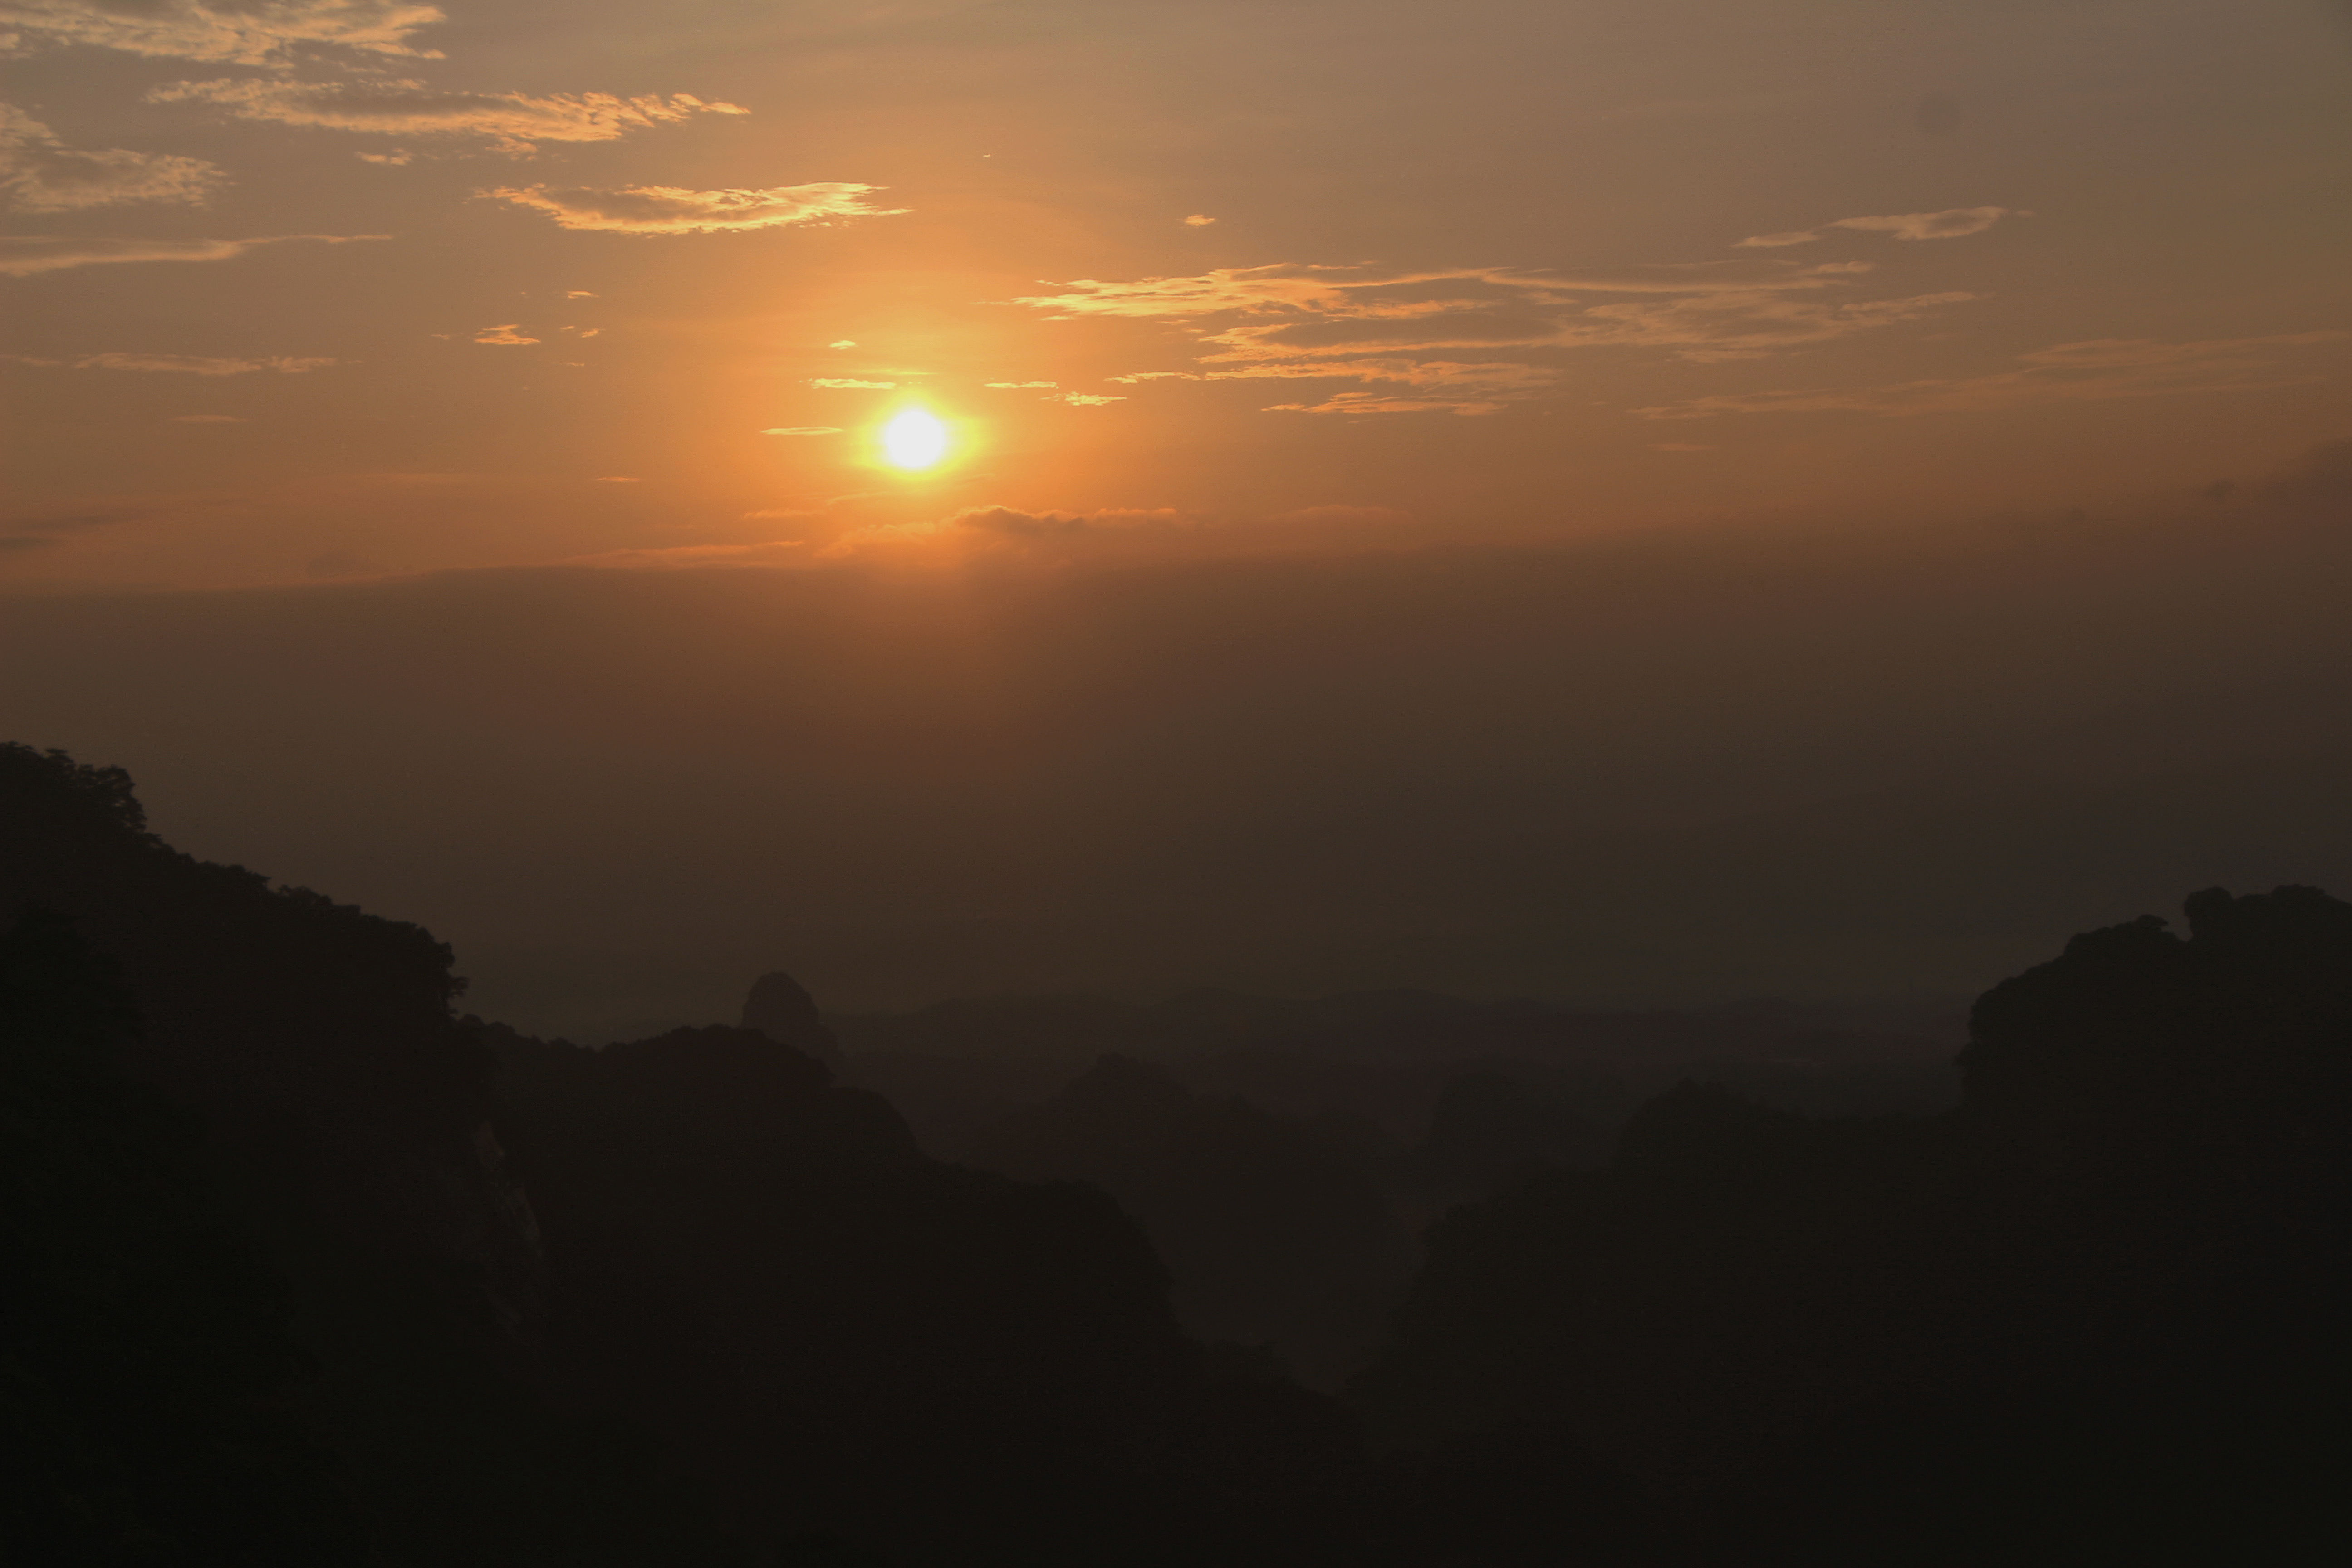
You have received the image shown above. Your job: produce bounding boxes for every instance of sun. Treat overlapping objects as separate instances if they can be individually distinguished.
[881,408,949,470]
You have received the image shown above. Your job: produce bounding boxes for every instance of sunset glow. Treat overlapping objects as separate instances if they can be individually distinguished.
[881,410,949,471]
[4,9,2347,1553]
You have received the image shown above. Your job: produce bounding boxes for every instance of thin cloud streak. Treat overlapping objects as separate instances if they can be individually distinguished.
[819,504,1182,559]
[480,182,900,233]
[6,351,340,374]
[567,539,810,569]
[1830,206,2022,241]
[1264,393,1509,416]
[0,0,447,65]
[1736,206,2024,248]
[0,232,383,275]
[1015,259,1975,412]
[1635,333,2349,419]
[150,78,746,153]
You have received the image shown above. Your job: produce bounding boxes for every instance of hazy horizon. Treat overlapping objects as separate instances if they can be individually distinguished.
[6,0,2351,1038]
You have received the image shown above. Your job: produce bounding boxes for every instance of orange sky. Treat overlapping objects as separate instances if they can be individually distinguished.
[5,0,2349,586]
[5,3,2352,1034]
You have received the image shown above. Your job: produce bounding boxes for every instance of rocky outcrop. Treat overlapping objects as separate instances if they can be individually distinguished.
[741,968,846,1070]
[966,1054,1418,1389]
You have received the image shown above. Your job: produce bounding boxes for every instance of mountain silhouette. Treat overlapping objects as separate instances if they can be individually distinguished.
[1350,885,2352,1563]
[7,737,2345,1563]
[965,1053,1417,1388]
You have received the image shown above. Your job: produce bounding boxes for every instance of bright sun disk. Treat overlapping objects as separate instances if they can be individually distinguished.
[882,409,949,470]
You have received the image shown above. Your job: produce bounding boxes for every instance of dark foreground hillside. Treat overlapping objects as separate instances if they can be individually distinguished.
[1351,885,2352,1563]
[4,739,2347,1564]
[0,744,1362,1567]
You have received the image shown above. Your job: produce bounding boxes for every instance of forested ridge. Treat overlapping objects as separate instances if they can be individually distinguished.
[3,741,2343,1563]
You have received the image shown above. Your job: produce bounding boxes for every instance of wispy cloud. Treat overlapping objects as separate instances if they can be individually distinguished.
[150,78,745,153]
[1049,392,1124,406]
[1830,206,2022,241]
[1264,393,1508,417]
[1238,357,1553,415]
[820,504,1180,559]
[9,350,335,374]
[0,503,167,534]
[1208,358,1557,403]
[0,231,382,277]
[985,380,1058,388]
[1634,332,2348,419]
[1183,214,1215,227]
[470,324,536,345]
[480,181,899,233]
[1,103,225,211]
[809,377,894,389]
[1735,206,2023,248]
[761,426,841,435]
[568,539,809,570]
[0,0,446,66]
[1014,258,1973,411]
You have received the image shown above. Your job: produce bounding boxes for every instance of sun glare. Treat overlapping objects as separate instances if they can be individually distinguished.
[882,409,949,470]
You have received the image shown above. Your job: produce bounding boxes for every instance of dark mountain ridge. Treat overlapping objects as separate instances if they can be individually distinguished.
[0,744,1364,1566]
[5,738,2345,1563]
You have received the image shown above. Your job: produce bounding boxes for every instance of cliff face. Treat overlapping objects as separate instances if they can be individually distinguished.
[740,968,847,1069]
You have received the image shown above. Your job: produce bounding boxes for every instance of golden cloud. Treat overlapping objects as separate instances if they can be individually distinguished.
[1736,206,2024,248]
[1264,393,1508,416]
[0,103,225,211]
[0,232,382,275]
[0,0,446,66]
[1829,206,2022,240]
[481,181,901,233]
[1014,258,1973,410]
[151,78,745,153]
